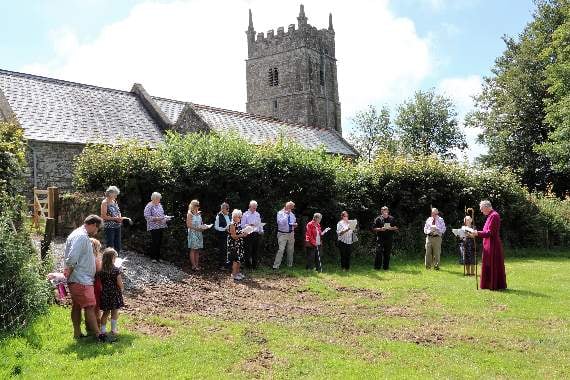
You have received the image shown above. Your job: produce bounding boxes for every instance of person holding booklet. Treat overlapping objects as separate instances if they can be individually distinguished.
[423,208,446,270]
[336,211,354,271]
[100,186,126,254]
[144,192,172,263]
[186,199,209,271]
[453,216,476,276]
[467,200,507,290]
[241,200,264,270]
[214,202,231,270]
[372,206,398,270]
[304,213,329,272]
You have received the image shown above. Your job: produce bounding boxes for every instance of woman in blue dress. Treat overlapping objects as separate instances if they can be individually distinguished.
[186,199,204,271]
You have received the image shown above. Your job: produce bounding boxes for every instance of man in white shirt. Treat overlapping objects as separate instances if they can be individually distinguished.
[241,200,264,270]
[423,208,446,270]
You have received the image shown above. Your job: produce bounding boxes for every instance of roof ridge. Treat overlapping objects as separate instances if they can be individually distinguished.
[0,68,133,96]
[189,102,333,133]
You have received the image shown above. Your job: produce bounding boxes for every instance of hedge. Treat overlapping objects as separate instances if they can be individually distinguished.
[0,121,50,337]
[72,132,570,265]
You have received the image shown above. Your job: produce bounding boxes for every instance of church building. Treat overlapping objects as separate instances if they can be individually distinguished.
[0,5,356,191]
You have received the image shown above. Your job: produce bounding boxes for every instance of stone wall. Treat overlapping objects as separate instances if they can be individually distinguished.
[25,140,84,192]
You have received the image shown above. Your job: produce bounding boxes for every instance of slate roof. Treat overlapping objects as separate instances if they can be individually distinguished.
[0,69,164,145]
[0,68,357,156]
[153,97,358,156]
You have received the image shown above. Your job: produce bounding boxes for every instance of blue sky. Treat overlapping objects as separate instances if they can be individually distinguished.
[0,0,535,160]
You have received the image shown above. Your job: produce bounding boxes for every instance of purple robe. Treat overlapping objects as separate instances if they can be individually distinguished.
[477,210,507,290]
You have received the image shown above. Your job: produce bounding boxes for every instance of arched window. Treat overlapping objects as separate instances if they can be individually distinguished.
[268,67,279,86]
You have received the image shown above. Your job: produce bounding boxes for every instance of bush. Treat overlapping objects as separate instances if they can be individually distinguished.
[72,133,570,265]
[0,121,51,337]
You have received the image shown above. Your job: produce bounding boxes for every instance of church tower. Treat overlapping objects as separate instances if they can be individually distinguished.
[246,5,342,133]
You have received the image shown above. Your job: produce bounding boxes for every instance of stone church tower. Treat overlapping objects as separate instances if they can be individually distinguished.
[246,5,342,133]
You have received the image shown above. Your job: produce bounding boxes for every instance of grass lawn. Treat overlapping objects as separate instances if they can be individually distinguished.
[1,251,569,379]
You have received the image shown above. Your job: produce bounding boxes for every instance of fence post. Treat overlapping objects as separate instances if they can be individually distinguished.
[47,187,59,235]
[41,217,55,259]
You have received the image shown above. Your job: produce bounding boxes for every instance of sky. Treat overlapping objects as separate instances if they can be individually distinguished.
[0,0,536,160]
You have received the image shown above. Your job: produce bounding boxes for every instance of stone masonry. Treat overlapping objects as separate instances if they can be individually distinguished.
[25,141,84,191]
[246,5,342,133]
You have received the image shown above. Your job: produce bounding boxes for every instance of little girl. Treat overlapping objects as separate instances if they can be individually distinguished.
[461,216,476,276]
[97,248,125,335]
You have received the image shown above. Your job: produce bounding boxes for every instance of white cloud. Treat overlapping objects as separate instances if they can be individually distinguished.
[20,0,432,129]
[438,75,486,161]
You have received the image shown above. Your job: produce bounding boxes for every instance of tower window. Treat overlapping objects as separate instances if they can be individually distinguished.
[268,67,279,86]
[273,100,278,111]
[319,69,325,86]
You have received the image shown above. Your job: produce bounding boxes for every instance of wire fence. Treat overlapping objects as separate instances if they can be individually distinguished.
[0,276,32,337]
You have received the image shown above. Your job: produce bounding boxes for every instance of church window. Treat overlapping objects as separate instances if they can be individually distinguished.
[268,67,279,86]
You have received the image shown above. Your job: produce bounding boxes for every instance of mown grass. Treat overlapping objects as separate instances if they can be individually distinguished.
[1,251,569,379]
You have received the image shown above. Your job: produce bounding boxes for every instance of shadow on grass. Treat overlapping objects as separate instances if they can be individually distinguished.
[502,288,549,298]
[61,333,137,359]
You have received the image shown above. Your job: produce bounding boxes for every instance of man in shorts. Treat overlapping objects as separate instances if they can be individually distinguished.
[64,214,115,343]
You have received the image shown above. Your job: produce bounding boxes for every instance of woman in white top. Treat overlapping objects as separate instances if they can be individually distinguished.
[336,211,354,271]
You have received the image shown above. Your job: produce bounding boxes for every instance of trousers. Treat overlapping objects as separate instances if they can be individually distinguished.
[274,232,294,269]
[425,235,442,268]
[104,227,122,253]
[375,240,392,270]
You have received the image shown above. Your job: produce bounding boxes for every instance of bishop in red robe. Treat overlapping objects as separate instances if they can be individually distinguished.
[470,200,507,290]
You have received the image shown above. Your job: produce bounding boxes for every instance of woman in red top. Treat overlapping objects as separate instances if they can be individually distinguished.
[469,200,507,290]
[305,213,324,271]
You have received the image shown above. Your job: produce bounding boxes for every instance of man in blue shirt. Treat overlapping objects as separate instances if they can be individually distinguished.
[273,201,297,270]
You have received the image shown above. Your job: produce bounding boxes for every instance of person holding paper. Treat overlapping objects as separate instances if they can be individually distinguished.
[214,202,231,270]
[227,209,247,281]
[143,192,170,263]
[336,211,354,270]
[460,216,476,276]
[372,206,398,270]
[100,186,123,254]
[186,199,204,271]
[468,200,507,290]
[273,201,297,270]
[305,213,325,271]
[241,200,264,270]
[424,208,446,270]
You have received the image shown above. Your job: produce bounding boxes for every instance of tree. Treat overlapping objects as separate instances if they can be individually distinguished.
[349,105,396,162]
[536,1,570,175]
[395,89,466,159]
[466,0,569,193]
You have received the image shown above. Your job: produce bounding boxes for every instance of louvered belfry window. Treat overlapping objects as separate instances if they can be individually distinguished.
[268,67,279,86]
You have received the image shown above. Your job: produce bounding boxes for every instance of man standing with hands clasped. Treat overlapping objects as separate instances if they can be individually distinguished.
[424,208,446,270]
[273,201,297,270]
[372,206,398,270]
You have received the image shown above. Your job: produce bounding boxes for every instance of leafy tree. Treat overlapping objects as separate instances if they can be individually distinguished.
[395,89,466,159]
[536,1,570,175]
[348,105,396,162]
[466,0,569,193]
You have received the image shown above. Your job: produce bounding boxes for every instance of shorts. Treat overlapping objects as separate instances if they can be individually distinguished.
[68,283,96,308]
